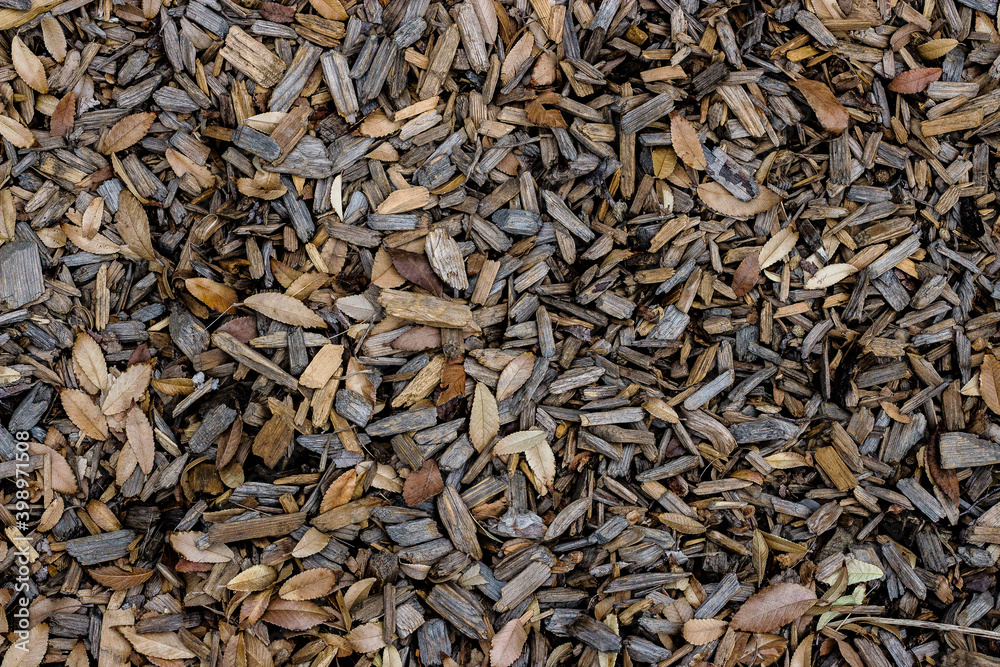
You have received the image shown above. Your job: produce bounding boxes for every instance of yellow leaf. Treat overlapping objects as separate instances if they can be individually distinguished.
[186,277,238,313]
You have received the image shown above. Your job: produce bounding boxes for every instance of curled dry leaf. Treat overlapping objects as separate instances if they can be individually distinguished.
[389,249,445,296]
[730,582,817,633]
[169,531,235,563]
[682,618,728,645]
[490,618,528,667]
[805,263,858,289]
[496,351,534,401]
[88,565,154,590]
[244,292,328,328]
[670,112,706,170]
[979,354,1000,415]
[402,459,445,506]
[791,79,849,133]
[698,182,782,218]
[888,67,942,94]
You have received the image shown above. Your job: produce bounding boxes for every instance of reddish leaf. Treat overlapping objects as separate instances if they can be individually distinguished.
[51,92,75,138]
[403,459,444,506]
[888,67,941,94]
[732,252,760,298]
[389,249,445,297]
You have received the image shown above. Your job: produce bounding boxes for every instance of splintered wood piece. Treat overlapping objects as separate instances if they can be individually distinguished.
[220,27,287,87]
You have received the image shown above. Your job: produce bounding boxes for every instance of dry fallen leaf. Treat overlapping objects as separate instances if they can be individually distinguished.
[682,618,728,645]
[730,582,817,633]
[227,564,277,592]
[792,79,849,133]
[88,565,154,590]
[888,67,942,94]
[805,263,858,289]
[759,227,799,269]
[490,618,528,667]
[244,292,328,328]
[102,362,153,415]
[100,112,156,154]
[12,36,48,94]
[186,277,238,313]
[61,389,109,441]
[699,182,782,218]
[980,354,1000,415]
[496,351,534,401]
[670,112,706,170]
[403,459,445,506]
[279,568,337,600]
[50,92,75,138]
[732,253,760,298]
[470,382,499,452]
[262,598,330,630]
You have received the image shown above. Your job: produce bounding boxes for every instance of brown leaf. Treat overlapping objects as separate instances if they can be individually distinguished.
[261,598,329,630]
[403,459,445,506]
[102,362,153,415]
[981,354,1000,414]
[119,629,195,660]
[41,15,67,62]
[501,32,534,85]
[50,92,75,138]
[12,36,48,94]
[682,618,728,645]
[730,582,817,633]
[100,112,156,154]
[244,292,328,328]
[2,623,48,667]
[792,79,849,133]
[470,382,499,452]
[389,249,445,296]
[496,351,534,401]
[490,618,527,667]
[278,568,337,600]
[670,112,706,170]
[525,98,567,128]
[227,564,277,592]
[88,565,154,590]
[928,430,960,510]
[169,531,236,563]
[320,469,358,512]
[186,278,238,313]
[699,182,782,218]
[124,406,155,475]
[0,115,36,148]
[116,191,158,265]
[371,246,406,288]
[61,388,109,440]
[888,67,942,94]
[439,360,466,405]
[29,442,77,494]
[73,332,108,393]
[732,252,760,298]
[391,326,441,351]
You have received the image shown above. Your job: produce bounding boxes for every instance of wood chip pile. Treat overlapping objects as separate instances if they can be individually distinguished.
[2,0,1000,665]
